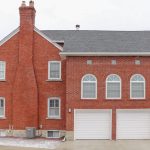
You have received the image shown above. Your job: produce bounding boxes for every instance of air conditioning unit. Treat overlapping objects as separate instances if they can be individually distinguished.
[26,127,36,139]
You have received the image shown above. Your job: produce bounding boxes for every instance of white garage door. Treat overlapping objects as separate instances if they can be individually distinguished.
[117,109,150,139]
[74,109,112,140]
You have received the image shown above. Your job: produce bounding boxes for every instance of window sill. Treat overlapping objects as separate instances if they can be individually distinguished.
[46,79,62,82]
[0,117,6,119]
[130,99,146,100]
[0,80,6,82]
[46,117,61,120]
[81,98,97,100]
[105,98,122,101]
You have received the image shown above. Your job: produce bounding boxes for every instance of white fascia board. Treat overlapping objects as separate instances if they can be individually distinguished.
[60,52,150,56]
[34,27,63,51]
[0,28,19,46]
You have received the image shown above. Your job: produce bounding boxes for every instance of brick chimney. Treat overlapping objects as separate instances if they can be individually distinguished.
[12,1,38,131]
[19,1,36,30]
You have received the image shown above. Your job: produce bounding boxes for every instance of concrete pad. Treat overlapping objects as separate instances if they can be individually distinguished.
[56,140,150,150]
[0,146,46,150]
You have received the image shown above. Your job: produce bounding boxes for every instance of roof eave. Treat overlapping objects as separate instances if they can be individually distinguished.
[34,27,63,51]
[0,28,19,46]
[60,52,150,56]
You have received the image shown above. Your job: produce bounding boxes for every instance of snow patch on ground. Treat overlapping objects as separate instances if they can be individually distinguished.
[0,137,61,149]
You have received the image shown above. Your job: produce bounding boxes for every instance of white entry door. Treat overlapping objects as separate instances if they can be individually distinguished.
[117,109,150,139]
[74,109,112,140]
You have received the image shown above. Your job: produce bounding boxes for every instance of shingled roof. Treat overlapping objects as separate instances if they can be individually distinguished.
[41,30,150,55]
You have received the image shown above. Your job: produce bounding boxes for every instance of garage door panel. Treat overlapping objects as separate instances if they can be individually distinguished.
[74,109,111,140]
[117,109,150,139]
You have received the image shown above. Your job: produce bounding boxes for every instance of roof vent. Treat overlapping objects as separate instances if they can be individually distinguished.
[75,24,80,30]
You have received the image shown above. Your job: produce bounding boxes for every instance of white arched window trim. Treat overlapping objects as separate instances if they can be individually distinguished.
[106,74,121,99]
[81,74,97,99]
[130,74,145,99]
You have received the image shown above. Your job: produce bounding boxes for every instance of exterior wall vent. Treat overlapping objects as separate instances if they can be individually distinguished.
[87,60,92,65]
[135,60,140,65]
[111,60,117,65]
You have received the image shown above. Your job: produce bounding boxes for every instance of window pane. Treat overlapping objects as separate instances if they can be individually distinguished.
[0,100,4,107]
[131,75,144,81]
[49,100,54,107]
[0,71,4,79]
[0,62,5,79]
[55,100,59,107]
[131,82,144,98]
[0,108,4,116]
[50,62,60,79]
[49,108,59,117]
[53,131,59,137]
[107,75,120,81]
[54,108,59,116]
[0,62,4,70]
[83,82,96,98]
[48,131,53,137]
[107,82,120,98]
[83,75,96,81]
[49,108,56,116]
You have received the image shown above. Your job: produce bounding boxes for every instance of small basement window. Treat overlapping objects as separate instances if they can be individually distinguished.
[47,131,60,138]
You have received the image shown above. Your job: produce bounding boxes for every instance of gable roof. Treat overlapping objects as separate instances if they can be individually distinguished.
[41,30,150,56]
[1,29,150,56]
[0,27,62,51]
[34,28,63,51]
[0,28,19,46]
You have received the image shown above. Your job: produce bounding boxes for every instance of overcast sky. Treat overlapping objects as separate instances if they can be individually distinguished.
[0,0,150,40]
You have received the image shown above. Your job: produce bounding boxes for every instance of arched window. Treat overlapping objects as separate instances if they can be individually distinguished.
[106,74,121,99]
[81,74,97,99]
[130,74,145,99]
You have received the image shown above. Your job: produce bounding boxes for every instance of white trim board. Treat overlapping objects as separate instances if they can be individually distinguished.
[34,27,63,51]
[60,52,150,56]
[0,27,63,52]
[0,28,19,46]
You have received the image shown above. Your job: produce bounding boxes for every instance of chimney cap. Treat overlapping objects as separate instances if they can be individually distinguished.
[29,0,34,7]
[75,24,80,30]
[21,1,26,7]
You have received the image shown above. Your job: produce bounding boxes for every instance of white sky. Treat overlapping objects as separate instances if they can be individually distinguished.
[0,0,150,40]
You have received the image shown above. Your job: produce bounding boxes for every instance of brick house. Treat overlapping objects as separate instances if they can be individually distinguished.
[0,1,150,140]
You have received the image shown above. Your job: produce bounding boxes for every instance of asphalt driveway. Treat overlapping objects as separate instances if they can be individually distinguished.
[1,140,150,150]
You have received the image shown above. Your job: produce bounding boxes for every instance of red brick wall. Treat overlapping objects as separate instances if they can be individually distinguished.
[66,56,150,139]
[0,34,19,129]
[33,32,66,130]
[12,4,38,129]
[0,31,66,131]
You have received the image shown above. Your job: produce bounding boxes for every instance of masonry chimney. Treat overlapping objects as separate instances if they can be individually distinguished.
[19,0,36,28]
[29,0,34,7]
[21,1,26,7]
[13,1,38,130]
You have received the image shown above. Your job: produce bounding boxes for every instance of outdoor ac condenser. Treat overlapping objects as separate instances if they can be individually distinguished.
[26,127,36,138]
